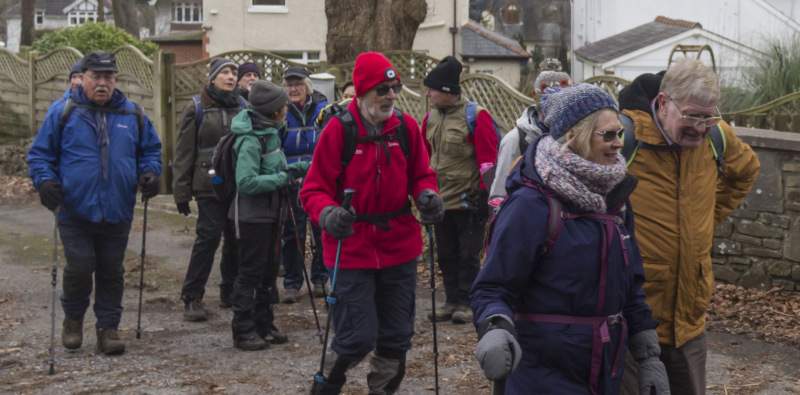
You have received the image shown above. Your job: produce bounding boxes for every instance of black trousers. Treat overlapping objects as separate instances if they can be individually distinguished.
[433,210,486,306]
[180,198,239,302]
[231,221,280,340]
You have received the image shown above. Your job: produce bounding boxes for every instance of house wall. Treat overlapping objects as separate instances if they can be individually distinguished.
[413,0,468,60]
[464,59,522,88]
[202,0,327,62]
[159,42,203,63]
[571,0,800,81]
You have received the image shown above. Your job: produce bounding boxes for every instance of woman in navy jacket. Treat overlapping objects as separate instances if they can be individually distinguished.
[471,85,669,395]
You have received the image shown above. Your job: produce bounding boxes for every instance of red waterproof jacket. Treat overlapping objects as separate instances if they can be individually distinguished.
[300,100,438,270]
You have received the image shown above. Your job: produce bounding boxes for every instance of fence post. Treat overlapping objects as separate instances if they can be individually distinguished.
[27,51,38,137]
[153,50,176,194]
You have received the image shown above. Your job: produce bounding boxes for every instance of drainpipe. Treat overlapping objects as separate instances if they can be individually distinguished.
[449,0,458,57]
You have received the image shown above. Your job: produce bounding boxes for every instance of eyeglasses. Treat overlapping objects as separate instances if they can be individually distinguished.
[283,82,305,91]
[668,97,721,128]
[593,129,624,142]
[85,73,115,83]
[374,83,403,97]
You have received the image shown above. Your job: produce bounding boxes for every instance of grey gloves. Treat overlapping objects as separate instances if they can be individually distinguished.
[319,205,356,240]
[474,315,521,381]
[416,189,444,225]
[629,329,670,395]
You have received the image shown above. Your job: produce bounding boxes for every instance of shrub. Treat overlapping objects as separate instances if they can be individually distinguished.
[31,22,158,58]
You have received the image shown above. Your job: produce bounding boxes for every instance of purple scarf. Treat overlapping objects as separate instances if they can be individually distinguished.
[534,135,627,213]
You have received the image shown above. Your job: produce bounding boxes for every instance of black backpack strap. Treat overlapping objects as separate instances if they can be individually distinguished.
[257,135,267,156]
[59,98,75,135]
[192,95,203,133]
[338,110,359,168]
[393,108,411,161]
[708,124,726,178]
[619,114,637,166]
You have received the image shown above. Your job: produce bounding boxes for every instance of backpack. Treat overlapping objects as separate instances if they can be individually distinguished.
[619,113,727,178]
[210,132,267,203]
[192,94,249,132]
[59,98,145,143]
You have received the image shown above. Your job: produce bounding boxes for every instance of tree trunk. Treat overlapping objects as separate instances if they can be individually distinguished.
[113,0,140,37]
[325,0,427,65]
[20,0,33,46]
[97,0,106,23]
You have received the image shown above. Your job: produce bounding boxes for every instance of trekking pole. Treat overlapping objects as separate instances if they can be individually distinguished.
[306,215,326,303]
[135,198,148,340]
[314,189,355,393]
[422,191,440,395]
[493,378,506,395]
[284,194,323,343]
[48,208,59,375]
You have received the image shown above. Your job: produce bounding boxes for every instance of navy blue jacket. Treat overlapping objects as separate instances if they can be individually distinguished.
[471,135,656,394]
[28,87,162,223]
[283,91,327,164]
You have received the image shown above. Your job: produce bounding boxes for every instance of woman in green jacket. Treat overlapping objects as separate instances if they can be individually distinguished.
[228,80,310,351]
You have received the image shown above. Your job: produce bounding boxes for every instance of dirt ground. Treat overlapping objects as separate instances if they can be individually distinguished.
[1,190,800,394]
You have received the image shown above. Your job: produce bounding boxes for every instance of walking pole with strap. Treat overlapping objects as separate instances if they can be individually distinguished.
[314,189,355,393]
[284,194,324,343]
[48,208,59,375]
[422,191,440,394]
[136,198,148,340]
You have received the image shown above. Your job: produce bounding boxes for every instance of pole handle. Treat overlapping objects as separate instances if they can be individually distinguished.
[341,189,355,211]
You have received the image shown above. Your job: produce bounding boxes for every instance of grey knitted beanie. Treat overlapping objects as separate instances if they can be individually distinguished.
[208,57,237,81]
[249,80,289,117]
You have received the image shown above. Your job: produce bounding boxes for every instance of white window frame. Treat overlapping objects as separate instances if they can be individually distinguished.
[68,10,97,26]
[35,10,45,25]
[271,50,320,65]
[172,2,203,23]
[248,0,288,14]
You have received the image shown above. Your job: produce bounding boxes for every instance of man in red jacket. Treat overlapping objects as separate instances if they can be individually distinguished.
[300,52,443,394]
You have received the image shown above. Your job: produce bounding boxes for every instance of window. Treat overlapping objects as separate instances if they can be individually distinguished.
[503,3,521,25]
[272,51,320,65]
[35,10,45,25]
[172,3,203,23]
[69,11,97,26]
[249,0,288,13]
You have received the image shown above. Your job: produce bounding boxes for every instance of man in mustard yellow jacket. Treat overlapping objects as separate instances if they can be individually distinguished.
[618,59,760,395]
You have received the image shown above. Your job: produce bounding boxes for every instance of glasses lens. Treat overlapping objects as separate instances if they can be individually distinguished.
[375,84,402,96]
[602,130,623,142]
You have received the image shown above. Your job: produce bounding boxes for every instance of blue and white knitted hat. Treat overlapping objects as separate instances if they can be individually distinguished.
[540,83,618,140]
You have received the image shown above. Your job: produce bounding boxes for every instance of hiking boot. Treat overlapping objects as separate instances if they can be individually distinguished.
[184,299,207,322]
[264,324,289,344]
[427,302,457,322]
[95,328,126,355]
[312,283,329,298]
[282,288,301,304]
[451,305,473,324]
[62,317,83,350]
[233,332,269,351]
[219,292,233,308]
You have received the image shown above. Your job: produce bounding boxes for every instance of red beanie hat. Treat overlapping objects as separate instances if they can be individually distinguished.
[352,52,400,98]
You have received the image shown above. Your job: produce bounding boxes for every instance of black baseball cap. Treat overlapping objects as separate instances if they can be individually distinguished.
[283,65,310,79]
[81,51,119,73]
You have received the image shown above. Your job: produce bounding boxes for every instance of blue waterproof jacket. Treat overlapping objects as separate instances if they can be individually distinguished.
[471,135,656,394]
[283,91,327,164]
[28,87,162,223]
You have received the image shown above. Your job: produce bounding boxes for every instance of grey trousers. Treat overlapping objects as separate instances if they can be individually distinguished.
[620,331,707,395]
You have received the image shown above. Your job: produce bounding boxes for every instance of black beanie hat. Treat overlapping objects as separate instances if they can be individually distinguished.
[249,80,289,117]
[424,56,462,95]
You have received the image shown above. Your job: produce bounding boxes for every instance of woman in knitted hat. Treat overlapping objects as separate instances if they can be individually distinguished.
[172,57,248,322]
[227,80,311,351]
[471,84,670,394]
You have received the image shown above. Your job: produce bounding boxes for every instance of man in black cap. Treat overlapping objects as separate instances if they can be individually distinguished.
[236,62,260,100]
[421,55,499,324]
[28,50,163,356]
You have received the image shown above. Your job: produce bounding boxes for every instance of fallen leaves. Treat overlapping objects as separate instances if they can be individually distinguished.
[708,284,800,347]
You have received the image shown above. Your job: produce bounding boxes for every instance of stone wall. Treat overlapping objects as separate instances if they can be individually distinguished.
[0,139,32,177]
[712,127,800,290]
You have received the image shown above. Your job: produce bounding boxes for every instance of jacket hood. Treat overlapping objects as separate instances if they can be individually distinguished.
[618,70,665,112]
[516,105,546,142]
[231,109,281,136]
[505,134,547,197]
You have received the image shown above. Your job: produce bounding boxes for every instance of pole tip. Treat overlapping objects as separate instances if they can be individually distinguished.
[49,365,54,375]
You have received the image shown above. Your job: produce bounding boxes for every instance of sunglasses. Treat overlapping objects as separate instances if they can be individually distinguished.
[593,129,624,142]
[374,83,403,96]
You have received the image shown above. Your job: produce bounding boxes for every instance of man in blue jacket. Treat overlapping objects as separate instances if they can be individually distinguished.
[280,65,329,302]
[28,51,162,356]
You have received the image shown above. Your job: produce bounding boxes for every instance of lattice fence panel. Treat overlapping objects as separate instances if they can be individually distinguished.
[328,51,468,86]
[583,76,631,100]
[723,92,800,132]
[0,49,29,88]
[461,73,534,134]
[395,86,426,123]
[34,47,82,83]
[113,45,154,92]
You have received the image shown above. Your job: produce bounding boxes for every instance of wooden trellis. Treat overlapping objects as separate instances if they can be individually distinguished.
[583,75,632,99]
[113,45,154,92]
[395,85,426,123]
[33,47,82,83]
[460,73,534,134]
[722,91,800,133]
[0,49,29,88]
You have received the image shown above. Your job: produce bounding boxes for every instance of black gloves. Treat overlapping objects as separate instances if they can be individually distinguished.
[39,180,65,211]
[283,172,299,195]
[286,167,304,179]
[176,202,191,216]
[416,189,444,225]
[462,187,490,220]
[319,205,356,240]
[138,170,160,199]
